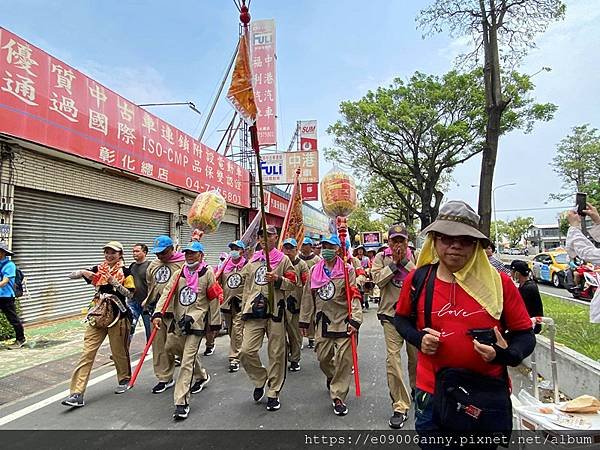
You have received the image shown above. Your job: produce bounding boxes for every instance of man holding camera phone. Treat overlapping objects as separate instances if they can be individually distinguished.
[394,201,535,445]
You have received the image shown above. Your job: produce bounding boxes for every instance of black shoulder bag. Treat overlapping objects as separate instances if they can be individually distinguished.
[411,264,512,439]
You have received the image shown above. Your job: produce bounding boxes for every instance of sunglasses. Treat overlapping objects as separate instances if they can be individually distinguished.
[435,233,477,247]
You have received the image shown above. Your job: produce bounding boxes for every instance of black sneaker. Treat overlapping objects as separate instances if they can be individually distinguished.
[173,404,190,420]
[326,378,332,391]
[152,379,175,394]
[253,385,265,402]
[203,345,215,356]
[289,361,300,372]
[229,361,239,372]
[114,379,130,394]
[266,397,281,411]
[333,398,348,416]
[61,393,84,408]
[307,339,315,349]
[190,374,211,394]
[389,411,408,429]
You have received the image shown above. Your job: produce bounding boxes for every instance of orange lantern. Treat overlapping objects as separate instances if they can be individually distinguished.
[320,169,358,218]
[187,190,227,234]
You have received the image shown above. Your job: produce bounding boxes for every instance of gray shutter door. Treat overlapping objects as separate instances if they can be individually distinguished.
[180,220,238,267]
[12,188,170,323]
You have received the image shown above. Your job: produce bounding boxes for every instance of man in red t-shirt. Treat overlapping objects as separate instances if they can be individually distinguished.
[394,201,535,444]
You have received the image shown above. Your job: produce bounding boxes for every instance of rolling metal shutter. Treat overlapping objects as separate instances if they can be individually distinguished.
[179,220,238,267]
[12,188,170,323]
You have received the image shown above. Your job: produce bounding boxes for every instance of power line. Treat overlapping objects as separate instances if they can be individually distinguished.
[496,205,572,212]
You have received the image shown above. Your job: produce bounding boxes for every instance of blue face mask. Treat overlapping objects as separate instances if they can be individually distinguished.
[230,250,240,259]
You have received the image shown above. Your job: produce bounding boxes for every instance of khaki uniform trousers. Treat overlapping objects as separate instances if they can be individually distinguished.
[316,332,353,402]
[382,320,418,413]
[165,333,206,406]
[285,310,302,363]
[152,316,175,382]
[224,310,244,363]
[70,318,131,394]
[239,318,286,398]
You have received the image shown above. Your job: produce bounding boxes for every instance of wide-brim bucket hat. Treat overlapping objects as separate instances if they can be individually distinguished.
[421,200,489,242]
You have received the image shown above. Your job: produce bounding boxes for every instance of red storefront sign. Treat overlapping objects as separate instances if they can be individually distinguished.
[0,28,250,208]
[251,19,276,147]
[299,120,318,201]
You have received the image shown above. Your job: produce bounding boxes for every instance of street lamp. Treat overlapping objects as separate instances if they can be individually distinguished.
[137,101,202,117]
[493,183,517,252]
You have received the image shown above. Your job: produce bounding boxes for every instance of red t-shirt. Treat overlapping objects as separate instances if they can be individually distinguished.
[396,269,532,394]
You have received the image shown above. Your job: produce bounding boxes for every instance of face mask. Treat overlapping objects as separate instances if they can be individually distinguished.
[185,261,200,269]
[230,250,240,259]
[322,249,337,261]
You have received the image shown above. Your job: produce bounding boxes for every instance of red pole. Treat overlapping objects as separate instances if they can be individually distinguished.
[336,216,361,397]
[128,270,183,389]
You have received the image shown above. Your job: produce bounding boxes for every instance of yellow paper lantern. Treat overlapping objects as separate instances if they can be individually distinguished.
[320,169,358,218]
[187,190,227,234]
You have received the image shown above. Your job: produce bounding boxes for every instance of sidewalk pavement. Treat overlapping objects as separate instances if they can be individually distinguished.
[0,315,148,406]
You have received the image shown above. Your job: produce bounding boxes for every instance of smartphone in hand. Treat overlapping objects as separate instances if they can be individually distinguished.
[576,192,587,216]
[468,328,497,346]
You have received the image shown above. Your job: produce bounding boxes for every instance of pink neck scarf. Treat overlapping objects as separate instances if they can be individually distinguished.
[311,257,345,289]
[384,247,413,283]
[168,251,186,263]
[250,248,285,269]
[223,256,246,274]
[183,261,207,293]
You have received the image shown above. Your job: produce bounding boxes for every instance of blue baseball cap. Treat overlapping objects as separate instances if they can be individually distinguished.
[282,238,297,248]
[321,235,341,247]
[228,240,246,250]
[151,235,174,254]
[182,241,204,253]
[302,237,313,246]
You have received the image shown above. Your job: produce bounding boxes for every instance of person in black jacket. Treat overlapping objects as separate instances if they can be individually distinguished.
[510,260,544,334]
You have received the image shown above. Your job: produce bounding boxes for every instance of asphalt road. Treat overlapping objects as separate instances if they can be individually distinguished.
[0,309,415,430]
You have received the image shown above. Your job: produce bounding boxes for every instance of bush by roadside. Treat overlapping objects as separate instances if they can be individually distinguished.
[540,293,600,361]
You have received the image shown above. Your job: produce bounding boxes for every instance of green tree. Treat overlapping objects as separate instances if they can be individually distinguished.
[418,0,565,235]
[327,69,556,229]
[505,217,535,248]
[550,124,600,201]
[361,176,420,226]
[347,204,388,243]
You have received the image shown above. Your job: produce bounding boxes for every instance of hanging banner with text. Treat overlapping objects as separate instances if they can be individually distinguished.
[299,120,318,200]
[260,151,319,185]
[251,19,276,147]
[0,27,250,208]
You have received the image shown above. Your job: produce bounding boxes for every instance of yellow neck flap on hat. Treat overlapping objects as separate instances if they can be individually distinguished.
[416,235,503,320]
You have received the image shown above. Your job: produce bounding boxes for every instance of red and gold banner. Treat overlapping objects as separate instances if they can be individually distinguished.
[279,172,304,248]
[227,32,257,125]
[0,27,250,208]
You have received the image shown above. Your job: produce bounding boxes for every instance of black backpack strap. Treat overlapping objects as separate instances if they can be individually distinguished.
[409,263,437,326]
[423,264,437,329]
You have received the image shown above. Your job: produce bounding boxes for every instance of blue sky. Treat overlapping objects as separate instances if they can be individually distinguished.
[3,0,598,225]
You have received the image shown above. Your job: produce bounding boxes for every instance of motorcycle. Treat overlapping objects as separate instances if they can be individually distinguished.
[568,270,600,301]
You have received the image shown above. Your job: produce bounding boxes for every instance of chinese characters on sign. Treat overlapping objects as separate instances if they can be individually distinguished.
[260,151,319,185]
[299,120,319,201]
[250,19,276,147]
[0,28,250,208]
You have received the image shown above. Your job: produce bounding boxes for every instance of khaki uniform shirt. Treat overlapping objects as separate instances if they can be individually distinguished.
[300,253,322,270]
[240,255,297,321]
[287,257,310,314]
[371,252,415,322]
[145,258,185,314]
[155,265,222,335]
[219,262,246,314]
[299,258,363,337]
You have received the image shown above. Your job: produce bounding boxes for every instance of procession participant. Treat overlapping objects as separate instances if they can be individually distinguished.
[299,234,363,416]
[313,240,322,257]
[61,241,134,407]
[219,239,247,372]
[152,240,222,420]
[239,224,297,412]
[371,224,418,429]
[299,237,322,348]
[143,235,185,394]
[281,238,309,372]
[354,245,371,270]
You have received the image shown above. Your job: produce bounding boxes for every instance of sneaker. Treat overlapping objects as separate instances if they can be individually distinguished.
[307,339,315,349]
[228,361,239,372]
[326,378,332,391]
[61,393,84,408]
[190,374,211,394]
[289,361,300,372]
[173,404,190,420]
[114,379,130,394]
[389,411,408,429]
[253,384,265,402]
[333,398,348,416]
[7,339,26,350]
[203,345,215,356]
[152,379,175,394]
[266,397,281,411]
